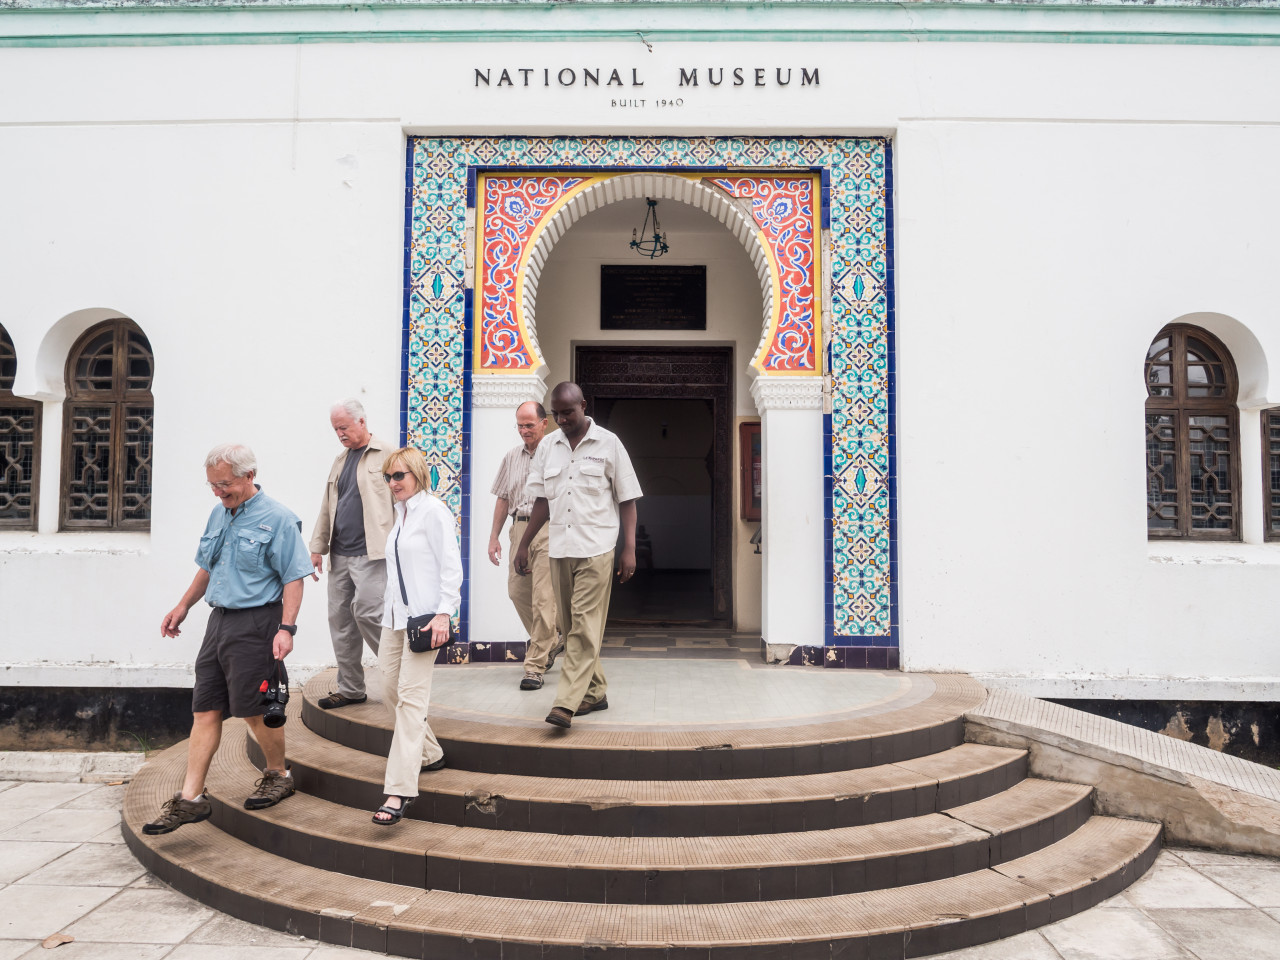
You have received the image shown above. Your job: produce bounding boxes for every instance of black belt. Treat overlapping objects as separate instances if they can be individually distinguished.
[514,515,531,522]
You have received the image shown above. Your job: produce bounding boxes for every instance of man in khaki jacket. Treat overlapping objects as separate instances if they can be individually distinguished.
[309,399,395,709]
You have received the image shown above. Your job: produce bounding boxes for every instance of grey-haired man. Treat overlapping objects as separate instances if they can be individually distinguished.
[144,443,313,834]
[309,399,395,709]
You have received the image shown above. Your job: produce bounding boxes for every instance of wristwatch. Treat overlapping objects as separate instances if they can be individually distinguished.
[277,624,297,636]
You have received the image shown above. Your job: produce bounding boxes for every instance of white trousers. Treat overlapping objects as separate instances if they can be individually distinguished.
[378,626,443,797]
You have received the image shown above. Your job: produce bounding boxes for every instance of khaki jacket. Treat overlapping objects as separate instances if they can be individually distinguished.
[309,434,396,560]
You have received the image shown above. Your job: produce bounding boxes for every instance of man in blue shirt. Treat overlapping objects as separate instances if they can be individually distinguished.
[144,443,314,835]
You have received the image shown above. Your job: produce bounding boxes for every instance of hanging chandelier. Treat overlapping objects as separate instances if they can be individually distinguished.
[629,198,669,259]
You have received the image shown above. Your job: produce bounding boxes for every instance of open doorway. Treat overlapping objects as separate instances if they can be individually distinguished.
[576,346,732,626]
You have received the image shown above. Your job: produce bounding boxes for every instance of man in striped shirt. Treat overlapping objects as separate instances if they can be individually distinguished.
[487,401,562,689]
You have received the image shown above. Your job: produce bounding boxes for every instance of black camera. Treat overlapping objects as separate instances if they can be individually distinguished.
[260,660,289,728]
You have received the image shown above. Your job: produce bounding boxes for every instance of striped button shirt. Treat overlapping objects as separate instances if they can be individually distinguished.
[490,443,537,517]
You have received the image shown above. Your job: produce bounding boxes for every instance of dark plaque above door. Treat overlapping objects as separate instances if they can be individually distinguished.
[600,265,706,331]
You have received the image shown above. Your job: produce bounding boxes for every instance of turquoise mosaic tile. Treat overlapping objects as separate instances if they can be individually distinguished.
[405,135,893,646]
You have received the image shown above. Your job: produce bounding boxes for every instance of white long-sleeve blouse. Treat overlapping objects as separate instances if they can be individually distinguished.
[380,490,463,629]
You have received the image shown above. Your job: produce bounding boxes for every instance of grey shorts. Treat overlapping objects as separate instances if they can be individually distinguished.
[192,602,284,718]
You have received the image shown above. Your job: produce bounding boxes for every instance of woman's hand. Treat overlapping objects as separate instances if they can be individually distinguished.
[429,613,452,649]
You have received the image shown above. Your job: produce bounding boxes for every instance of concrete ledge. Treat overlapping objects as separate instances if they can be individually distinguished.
[967,689,1280,857]
[0,750,147,783]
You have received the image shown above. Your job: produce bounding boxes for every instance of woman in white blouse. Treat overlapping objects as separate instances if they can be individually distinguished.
[371,446,463,826]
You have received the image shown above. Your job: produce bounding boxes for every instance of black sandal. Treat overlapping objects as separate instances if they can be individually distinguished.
[371,796,413,825]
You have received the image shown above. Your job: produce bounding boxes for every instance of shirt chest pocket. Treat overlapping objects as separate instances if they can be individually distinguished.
[542,465,564,499]
[579,461,606,493]
[197,532,224,569]
[235,531,272,572]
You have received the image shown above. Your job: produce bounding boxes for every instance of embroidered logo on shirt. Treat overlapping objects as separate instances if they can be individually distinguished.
[584,456,606,463]
[258,523,273,532]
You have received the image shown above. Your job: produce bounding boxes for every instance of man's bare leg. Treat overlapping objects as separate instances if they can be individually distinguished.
[244,715,287,772]
[180,710,223,799]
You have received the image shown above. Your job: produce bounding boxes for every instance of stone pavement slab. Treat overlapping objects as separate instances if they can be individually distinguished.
[1198,863,1280,908]
[64,888,216,943]
[1145,908,1280,960]
[17,839,147,887]
[1123,859,1254,910]
[0,807,122,842]
[0,840,78,883]
[15,944,170,960]
[1038,906,1195,960]
[0,883,117,939]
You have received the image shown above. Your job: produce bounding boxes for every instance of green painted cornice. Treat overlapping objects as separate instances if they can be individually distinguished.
[3,0,1280,47]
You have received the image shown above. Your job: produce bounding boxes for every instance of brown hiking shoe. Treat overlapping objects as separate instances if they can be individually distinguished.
[244,770,295,810]
[142,792,211,835]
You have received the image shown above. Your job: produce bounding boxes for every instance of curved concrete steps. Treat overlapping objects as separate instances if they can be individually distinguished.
[268,699,1029,837]
[302,671,989,780]
[122,666,1163,958]
[205,721,1094,901]
[125,754,1159,958]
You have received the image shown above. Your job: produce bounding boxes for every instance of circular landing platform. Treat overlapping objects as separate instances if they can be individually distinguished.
[423,660,936,728]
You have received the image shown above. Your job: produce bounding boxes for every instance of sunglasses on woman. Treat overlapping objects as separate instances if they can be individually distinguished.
[382,471,411,483]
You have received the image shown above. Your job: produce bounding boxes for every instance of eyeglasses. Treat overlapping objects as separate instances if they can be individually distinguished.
[382,471,411,483]
[206,480,237,491]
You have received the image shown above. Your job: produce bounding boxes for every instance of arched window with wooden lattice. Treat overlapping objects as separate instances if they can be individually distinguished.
[0,324,41,529]
[61,319,154,529]
[1145,324,1239,540]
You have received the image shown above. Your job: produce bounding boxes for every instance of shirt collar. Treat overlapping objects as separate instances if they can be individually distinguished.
[553,417,596,449]
[228,484,263,519]
[397,490,429,517]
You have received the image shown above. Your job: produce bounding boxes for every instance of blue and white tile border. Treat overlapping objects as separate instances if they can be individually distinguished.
[403,136,896,664]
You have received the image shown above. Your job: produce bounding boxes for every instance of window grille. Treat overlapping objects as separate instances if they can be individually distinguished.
[61,319,153,529]
[1263,409,1280,542]
[1144,324,1239,540]
[0,325,40,529]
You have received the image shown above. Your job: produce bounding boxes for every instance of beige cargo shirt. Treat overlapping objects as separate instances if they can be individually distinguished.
[309,434,396,560]
[524,418,642,560]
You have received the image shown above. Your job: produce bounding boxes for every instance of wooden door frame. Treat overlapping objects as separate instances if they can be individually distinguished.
[574,345,733,624]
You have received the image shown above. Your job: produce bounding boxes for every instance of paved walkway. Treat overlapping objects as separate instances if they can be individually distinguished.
[1,778,1279,959]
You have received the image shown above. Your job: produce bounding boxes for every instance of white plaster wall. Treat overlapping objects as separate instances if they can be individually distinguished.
[894,120,1280,698]
[0,117,407,684]
[1,35,1278,694]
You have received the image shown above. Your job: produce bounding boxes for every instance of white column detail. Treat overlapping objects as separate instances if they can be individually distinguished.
[469,372,549,645]
[750,375,826,648]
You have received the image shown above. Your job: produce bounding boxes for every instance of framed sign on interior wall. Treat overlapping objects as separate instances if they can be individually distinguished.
[740,421,761,521]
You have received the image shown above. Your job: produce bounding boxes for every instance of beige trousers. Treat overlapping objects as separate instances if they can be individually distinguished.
[378,626,443,797]
[508,520,559,674]
[550,551,614,713]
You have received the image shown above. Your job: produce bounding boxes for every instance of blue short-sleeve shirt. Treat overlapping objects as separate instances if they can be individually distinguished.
[195,487,314,609]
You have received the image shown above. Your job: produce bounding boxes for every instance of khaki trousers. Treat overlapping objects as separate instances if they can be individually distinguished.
[326,554,385,699]
[377,626,443,797]
[508,520,559,674]
[550,551,614,713]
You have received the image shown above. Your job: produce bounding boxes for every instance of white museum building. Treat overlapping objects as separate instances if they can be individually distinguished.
[2,0,1279,704]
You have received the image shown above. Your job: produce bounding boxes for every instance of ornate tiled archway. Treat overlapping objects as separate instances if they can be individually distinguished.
[403,136,895,660]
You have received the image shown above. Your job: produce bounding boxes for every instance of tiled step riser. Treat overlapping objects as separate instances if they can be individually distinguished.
[303,701,966,781]
[252,738,1030,837]
[205,789,1094,903]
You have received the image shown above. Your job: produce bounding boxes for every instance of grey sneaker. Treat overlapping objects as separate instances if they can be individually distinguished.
[244,770,295,810]
[142,792,211,835]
